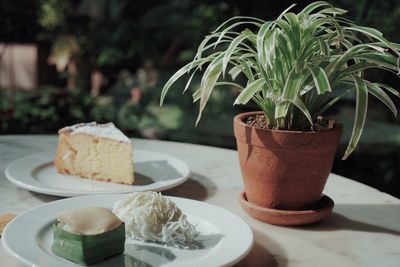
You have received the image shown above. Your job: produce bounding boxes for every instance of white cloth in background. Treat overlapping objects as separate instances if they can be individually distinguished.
[0,43,37,91]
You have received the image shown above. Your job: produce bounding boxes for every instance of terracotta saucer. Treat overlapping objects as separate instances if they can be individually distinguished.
[239,191,334,226]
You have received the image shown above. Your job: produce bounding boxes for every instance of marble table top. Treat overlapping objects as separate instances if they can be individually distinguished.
[0,135,399,267]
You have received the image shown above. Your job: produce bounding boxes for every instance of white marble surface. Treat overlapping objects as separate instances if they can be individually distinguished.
[0,135,399,267]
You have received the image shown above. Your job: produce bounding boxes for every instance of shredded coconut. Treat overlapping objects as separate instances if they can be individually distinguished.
[112,192,197,248]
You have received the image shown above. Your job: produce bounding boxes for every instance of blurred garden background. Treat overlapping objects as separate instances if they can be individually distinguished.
[1,0,399,197]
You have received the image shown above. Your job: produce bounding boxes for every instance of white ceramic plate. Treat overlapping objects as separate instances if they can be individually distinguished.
[5,150,190,197]
[2,194,253,267]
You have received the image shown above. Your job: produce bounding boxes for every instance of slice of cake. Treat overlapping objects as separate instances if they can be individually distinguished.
[55,122,134,184]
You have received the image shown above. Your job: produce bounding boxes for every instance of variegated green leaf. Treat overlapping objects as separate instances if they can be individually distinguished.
[366,82,397,116]
[215,21,261,48]
[343,75,368,160]
[160,57,213,105]
[256,21,274,67]
[376,83,400,97]
[356,52,399,71]
[193,33,220,62]
[196,53,224,124]
[319,7,347,15]
[192,89,200,103]
[228,65,242,80]
[301,1,331,15]
[275,70,303,118]
[317,88,351,114]
[215,82,244,90]
[212,16,264,33]
[278,3,296,19]
[287,98,313,126]
[307,66,331,94]
[346,25,400,56]
[222,34,249,77]
[234,79,265,105]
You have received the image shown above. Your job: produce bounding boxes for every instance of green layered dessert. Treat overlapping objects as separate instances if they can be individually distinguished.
[52,207,125,265]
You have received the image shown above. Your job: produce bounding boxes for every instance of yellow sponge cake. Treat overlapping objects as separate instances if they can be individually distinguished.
[55,122,134,184]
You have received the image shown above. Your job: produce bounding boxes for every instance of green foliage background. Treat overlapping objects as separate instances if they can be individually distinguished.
[0,0,399,197]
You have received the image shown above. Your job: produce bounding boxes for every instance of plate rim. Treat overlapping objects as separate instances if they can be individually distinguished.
[1,194,254,267]
[5,149,191,197]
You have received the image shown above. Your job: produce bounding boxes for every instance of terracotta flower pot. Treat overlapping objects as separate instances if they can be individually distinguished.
[234,111,343,211]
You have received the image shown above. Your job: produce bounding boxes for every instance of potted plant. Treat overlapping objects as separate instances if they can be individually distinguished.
[160,1,400,225]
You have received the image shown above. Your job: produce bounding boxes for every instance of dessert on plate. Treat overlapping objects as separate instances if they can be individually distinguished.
[52,206,125,265]
[113,191,197,247]
[55,122,134,184]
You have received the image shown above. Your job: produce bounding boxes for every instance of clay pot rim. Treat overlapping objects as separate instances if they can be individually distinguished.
[234,111,343,135]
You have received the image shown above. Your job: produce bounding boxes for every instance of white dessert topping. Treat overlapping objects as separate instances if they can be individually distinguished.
[59,122,131,143]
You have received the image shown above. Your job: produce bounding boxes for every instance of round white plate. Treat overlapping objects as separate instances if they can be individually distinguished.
[5,150,190,197]
[2,194,253,267]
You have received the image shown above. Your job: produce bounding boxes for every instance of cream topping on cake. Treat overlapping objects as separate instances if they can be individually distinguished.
[59,122,131,143]
[57,207,122,235]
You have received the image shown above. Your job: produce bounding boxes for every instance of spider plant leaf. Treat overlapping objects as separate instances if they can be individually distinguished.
[376,83,400,97]
[160,58,211,105]
[229,65,242,80]
[257,21,274,67]
[215,82,244,90]
[241,29,257,45]
[274,55,285,87]
[254,60,272,89]
[356,52,400,71]
[346,26,386,43]
[307,66,331,94]
[287,98,313,126]
[342,75,368,160]
[265,30,278,68]
[193,33,219,62]
[276,33,292,64]
[192,89,200,103]
[319,7,347,15]
[334,61,377,81]
[284,13,300,35]
[195,81,244,103]
[278,3,296,19]
[281,70,303,100]
[215,21,262,48]
[301,1,331,15]
[298,36,320,59]
[318,37,330,56]
[196,53,224,125]
[234,79,265,105]
[212,16,264,33]
[222,34,249,77]
[330,18,344,39]
[183,68,200,93]
[366,82,397,116]
[346,26,400,55]
[317,88,351,115]
[275,18,291,35]
[275,70,303,118]
[237,58,255,81]
[305,18,335,36]
[389,42,400,50]
[283,13,301,56]
[328,44,372,74]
